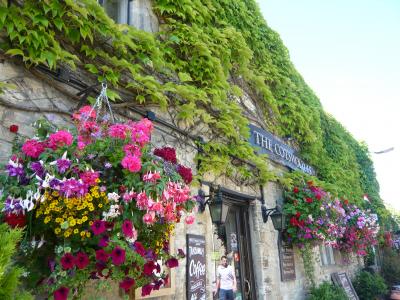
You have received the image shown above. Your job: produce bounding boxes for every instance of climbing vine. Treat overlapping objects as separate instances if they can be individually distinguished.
[0,0,389,222]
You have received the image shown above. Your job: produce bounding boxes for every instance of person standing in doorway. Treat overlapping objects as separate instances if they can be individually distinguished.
[215,255,237,300]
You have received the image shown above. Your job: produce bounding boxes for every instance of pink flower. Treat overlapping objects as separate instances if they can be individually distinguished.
[95,249,109,263]
[143,171,161,183]
[111,246,126,266]
[48,130,73,149]
[108,124,129,139]
[80,171,99,186]
[143,212,155,225]
[123,144,141,156]
[73,105,96,120]
[136,192,149,210]
[75,252,90,269]
[151,202,164,214]
[121,155,141,172]
[22,139,45,158]
[185,215,195,225]
[120,277,135,293]
[91,220,106,235]
[54,287,69,300]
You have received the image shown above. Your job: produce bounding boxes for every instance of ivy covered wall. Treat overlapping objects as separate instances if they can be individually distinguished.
[0,0,390,223]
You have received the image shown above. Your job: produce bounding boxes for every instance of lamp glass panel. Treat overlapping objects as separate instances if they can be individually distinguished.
[210,202,221,224]
[220,203,229,224]
[271,212,282,231]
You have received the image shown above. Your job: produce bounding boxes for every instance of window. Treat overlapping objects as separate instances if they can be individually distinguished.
[98,0,129,24]
[319,244,335,266]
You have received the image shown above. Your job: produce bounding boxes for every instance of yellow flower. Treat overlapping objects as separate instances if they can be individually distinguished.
[77,219,82,225]
[98,203,103,208]
[55,218,63,223]
[89,221,93,226]
[64,231,71,238]
[95,178,100,183]
[44,216,51,224]
[82,216,88,222]
[80,231,86,237]
[70,219,76,227]
[100,192,106,197]
[74,229,79,234]
[54,228,61,234]
[52,191,59,197]
[86,232,91,238]
[89,206,94,212]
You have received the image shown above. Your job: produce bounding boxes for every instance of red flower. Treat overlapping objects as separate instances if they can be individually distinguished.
[120,277,135,293]
[290,217,299,226]
[75,252,90,269]
[9,124,18,133]
[54,286,69,300]
[293,187,299,193]
[95,249,109,263]
[306,197,313,204]
[111,246,126,266]
[143,261,157,276]
[165,258,179,268]
[60,253,75,270]
[177,165,193,184]
[122,219,134,238]
[141,284,153,297]
[98,235,110,247]
[133,241,146,257]
[3,213,26,228]
[153,147,177,164]
[91,220,106,235]
[344,199,349,205]
[295,212,301,218]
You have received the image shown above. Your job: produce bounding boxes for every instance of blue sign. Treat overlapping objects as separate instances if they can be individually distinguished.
[248,124,315,175]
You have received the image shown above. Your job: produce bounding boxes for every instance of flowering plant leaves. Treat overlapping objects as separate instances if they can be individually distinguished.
[0,106,196,298]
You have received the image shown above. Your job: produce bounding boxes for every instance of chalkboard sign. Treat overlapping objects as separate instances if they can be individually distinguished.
[331,272,359,300]
[187,234,206,300]
[278,237,296,281]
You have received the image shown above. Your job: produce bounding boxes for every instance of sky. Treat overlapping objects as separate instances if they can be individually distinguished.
[258,0,400,211]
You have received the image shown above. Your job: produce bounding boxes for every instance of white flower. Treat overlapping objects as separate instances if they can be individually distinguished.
[107,192,120,202]
[21,191,35,212]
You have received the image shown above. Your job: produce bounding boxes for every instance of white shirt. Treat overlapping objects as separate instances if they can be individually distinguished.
[217,265,235,290]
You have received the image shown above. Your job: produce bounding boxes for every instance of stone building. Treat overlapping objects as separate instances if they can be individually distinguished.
[0,1,364,300]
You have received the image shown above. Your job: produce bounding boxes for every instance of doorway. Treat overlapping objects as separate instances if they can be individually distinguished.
[223,204,256,300]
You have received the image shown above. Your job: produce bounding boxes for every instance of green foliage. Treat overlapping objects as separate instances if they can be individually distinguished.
[381,247,400,286]
[300,244,315,286]
[0,0,388,223]
[352,271,388,300]
[0,223,33,300]
[307,281,347,300]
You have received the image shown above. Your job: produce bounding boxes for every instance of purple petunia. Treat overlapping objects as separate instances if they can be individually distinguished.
[56,159,71,174]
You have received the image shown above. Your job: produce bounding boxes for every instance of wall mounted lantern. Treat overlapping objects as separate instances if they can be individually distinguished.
[262,205,286,231]
[197,187,229,224]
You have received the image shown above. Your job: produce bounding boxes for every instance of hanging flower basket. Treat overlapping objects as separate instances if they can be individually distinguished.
[283,181,379,254]
[0,96,196,299]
